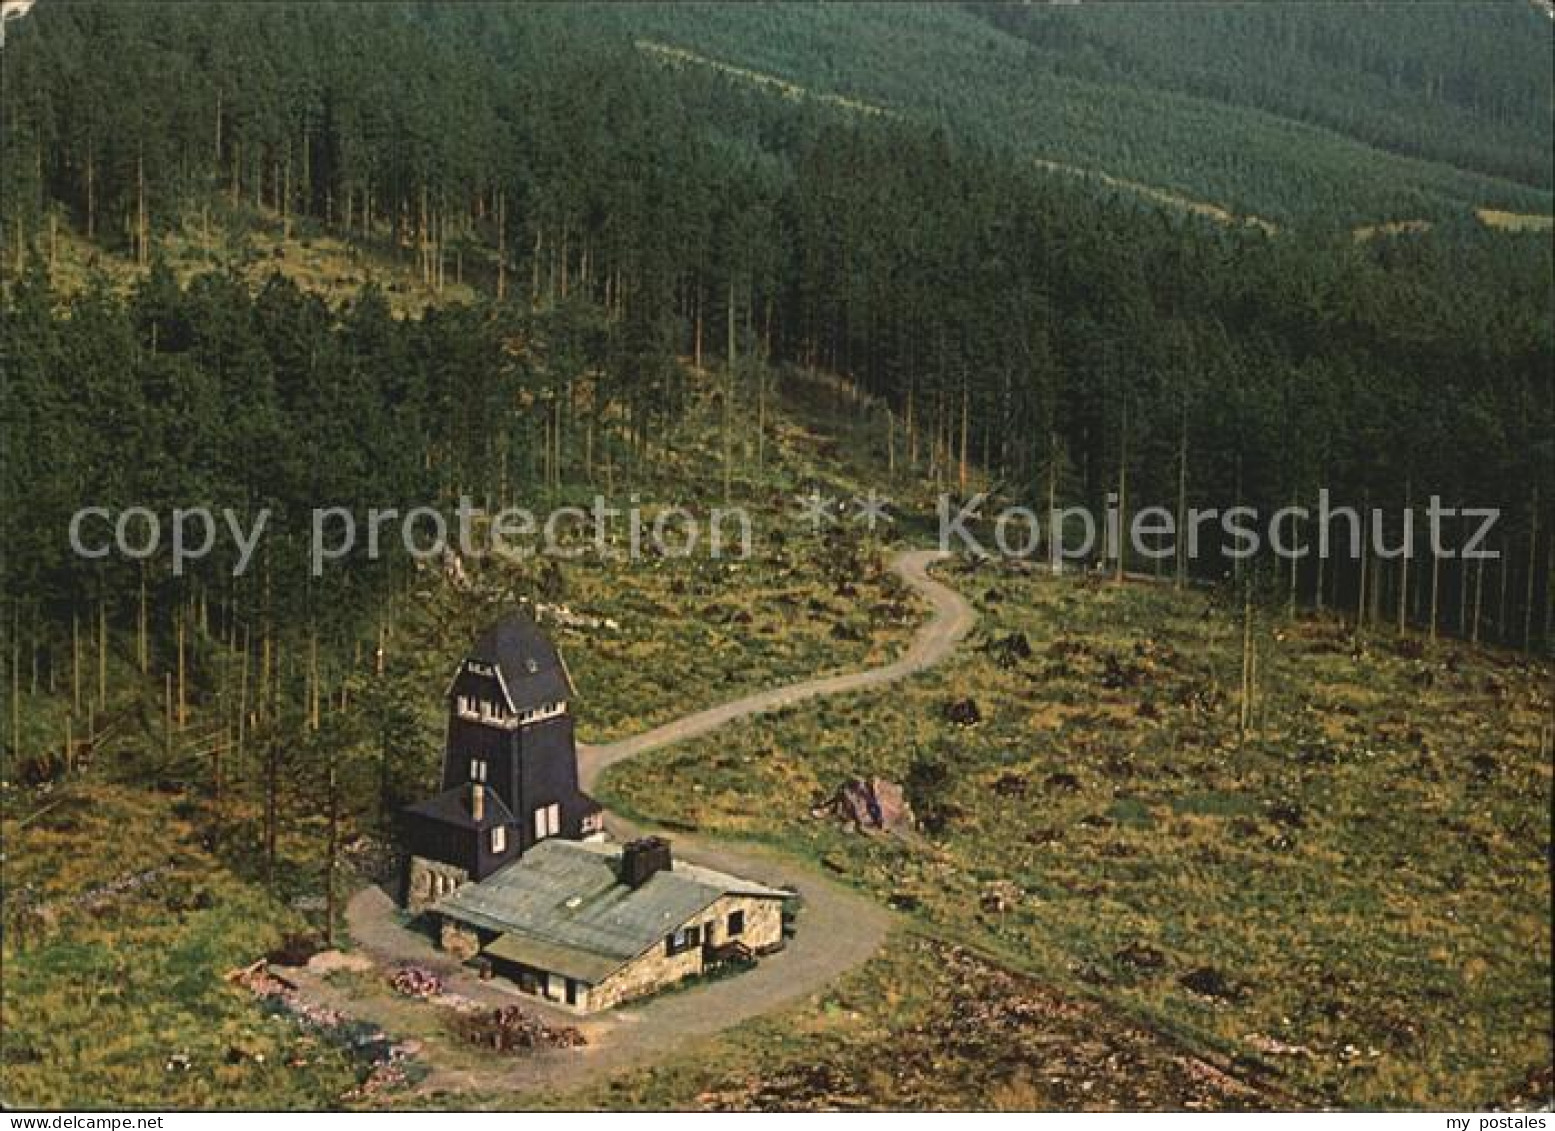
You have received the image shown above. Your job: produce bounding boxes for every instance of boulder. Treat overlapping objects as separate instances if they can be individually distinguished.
[814,777,916,835]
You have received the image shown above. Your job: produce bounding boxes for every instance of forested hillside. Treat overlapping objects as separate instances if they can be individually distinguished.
[1,2,1552,1110]
[563,0,1554,226]
[968,1,1553,193]
[2,0,1551,668]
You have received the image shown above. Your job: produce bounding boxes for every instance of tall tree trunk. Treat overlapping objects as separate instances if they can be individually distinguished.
[1544,528,1554,648]
[1523,489,1539,650]
[1175,403,1188,589]
[97,593,107,711]
[417,185,427,284]
[176,606,187,727]
[496,189,507,301]
[884,404,894,477]
[1314,489,1326,614]
[1355,502,1369,637]
[137,567,148,674]
[164,673,174,760]
[1116,398,1129,583]
[1472,554,1485,644]
[308,630,320,731]
[1457,507,1470,636]
[531,229,543,305]
[1238,586,1254,740]
[136,149,148,267]
[211,728,224,849]
[238,622,249,764]
[260,621,272,725]
[264,737,278,887]
[756,365,767,474]
[1288,494,1299,619]
[10,613,20,759]
[694,288,703,371]
[724,278,737,500]
[1496,538,1509,642]
[85,154,96,239]
[1429,534,1441,644]
[71,612,81,716]
[958,375,970,491]
[1047,432,1060,574]
[324,753,339,946]
[1396,480,1411,635]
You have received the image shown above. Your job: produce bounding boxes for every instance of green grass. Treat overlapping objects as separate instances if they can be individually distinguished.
[34,207,479,315]
[1,785,365,1108]
[597,561,1553,1108]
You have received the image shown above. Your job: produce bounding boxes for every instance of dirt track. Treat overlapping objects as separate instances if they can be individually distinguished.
[342,548,975,1095]
[575,548,976,786]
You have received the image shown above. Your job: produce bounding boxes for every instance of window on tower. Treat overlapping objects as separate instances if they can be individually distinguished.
[533,802,560,840]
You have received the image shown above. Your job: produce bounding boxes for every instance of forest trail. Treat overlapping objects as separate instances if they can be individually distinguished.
[575,547,976,788]
[344,548,976,1096]
[634,38,891,117]
[633,36,1283,234]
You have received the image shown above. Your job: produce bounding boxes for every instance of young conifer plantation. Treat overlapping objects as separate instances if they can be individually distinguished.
[0,1,1550,1115]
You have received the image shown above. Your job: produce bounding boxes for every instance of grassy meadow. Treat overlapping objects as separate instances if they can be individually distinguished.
[596,559,1553,1109]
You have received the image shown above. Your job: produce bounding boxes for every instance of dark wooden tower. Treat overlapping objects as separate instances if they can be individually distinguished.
[402,612,602,881]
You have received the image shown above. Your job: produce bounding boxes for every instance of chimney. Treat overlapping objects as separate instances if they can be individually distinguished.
[620,836,672,889]
[470,782,485,823]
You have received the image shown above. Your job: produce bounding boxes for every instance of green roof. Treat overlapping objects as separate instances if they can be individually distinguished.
[483,932,624,984]
[434,839,788,981]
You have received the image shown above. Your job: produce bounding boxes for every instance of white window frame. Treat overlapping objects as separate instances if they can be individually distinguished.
[469,758,487,783]
[490,825,506,854]
[516,701,566,727]
[533,802,561,840]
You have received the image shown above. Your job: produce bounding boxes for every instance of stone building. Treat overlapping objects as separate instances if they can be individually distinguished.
[401,611,791,1010]
[432,836,788,1013]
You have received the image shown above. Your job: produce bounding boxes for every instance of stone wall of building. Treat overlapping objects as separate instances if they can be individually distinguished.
[439,919,482,961]
[585,894,785,1012]
[405,855,469,914]
[708,892,784,954]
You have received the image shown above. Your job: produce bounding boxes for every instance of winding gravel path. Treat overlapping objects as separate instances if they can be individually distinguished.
[343,547,976,1095]
[576,548,976,787]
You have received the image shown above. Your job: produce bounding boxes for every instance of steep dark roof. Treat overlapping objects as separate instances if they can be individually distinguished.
[404,784,515,831]
[466,611,572,711]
